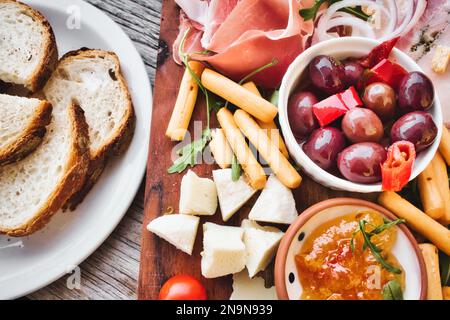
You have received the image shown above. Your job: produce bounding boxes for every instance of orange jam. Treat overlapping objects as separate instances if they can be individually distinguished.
[295,210,404,300]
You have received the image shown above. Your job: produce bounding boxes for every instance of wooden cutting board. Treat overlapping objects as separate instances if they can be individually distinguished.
[138,0,378,300]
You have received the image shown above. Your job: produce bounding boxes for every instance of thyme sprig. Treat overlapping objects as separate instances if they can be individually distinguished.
[350,218,405,274]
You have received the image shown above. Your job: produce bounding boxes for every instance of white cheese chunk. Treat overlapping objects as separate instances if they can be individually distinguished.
[179,170,218,216]
[147,214,200,255]
[212,169,257,221]
[230,271,278,300]
[201,222,246,278]
[249,174,298,224]
[241,219,284,278]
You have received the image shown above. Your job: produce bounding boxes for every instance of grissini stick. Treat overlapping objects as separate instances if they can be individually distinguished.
[419,244,443,300]
[418,162,445,219]
[439,125,450,165]
[233,109,302,189]
[166,61,205,141]
[378,192,450,255]
[241,81,289,158]
[431,151,450,224]
[443,287,450,300]
[201,68,277,123]
[209,128,233,169]
[217,108,266,190]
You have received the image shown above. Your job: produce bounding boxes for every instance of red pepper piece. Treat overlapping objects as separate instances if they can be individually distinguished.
[312,94,348,127]
[357,37,400,68]
[313,87,362,126]
[339,86,363,109]
[381,141,416,191]
[366,59,408,90]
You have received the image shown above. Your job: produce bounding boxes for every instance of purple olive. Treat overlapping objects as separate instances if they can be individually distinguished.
[309,55,345,95]
[288,91,319,136]
[337,142,387,183]
[342,108,384,143]
[363,82,396,120]
[303,127,346,170]
[342,60,365,87]
[391,111,437,152]
[398,71,434,112]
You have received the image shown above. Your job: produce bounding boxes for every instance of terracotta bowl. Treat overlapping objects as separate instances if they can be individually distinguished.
[274,198,427,300]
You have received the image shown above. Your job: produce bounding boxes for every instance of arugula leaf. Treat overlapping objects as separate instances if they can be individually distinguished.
[382,280,404,300]
[167,28,214,174]
[231,154,242,181]
[299,0,327,21]
[351,219,403,274]
[238,59,278,85]
[168,129,210,174]
[300,0,370,22]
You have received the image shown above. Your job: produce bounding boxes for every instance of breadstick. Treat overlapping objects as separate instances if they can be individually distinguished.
[217,108,266,189]
[233,109,302,189]
[432,152,450,224]
[378,192,450,255]
[419,243,443,300]
[201,68,277,123]
[418,162,445,219]
[443,287,450,300]
[166,61,205,141]
[242,82,289,158]
[209,128,233,169]
[439,125,450,166]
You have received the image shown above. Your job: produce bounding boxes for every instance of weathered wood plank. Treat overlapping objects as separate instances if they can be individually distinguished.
[137,0,378,300]
[27,0,162,300]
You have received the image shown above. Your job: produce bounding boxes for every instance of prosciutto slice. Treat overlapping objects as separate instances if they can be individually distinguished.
[172,12,204,65]
[397,0,450,124]
[173,0,314,88]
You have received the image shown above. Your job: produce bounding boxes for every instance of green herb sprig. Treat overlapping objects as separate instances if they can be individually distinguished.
[382,280,403,300]
[231,154,241,182]
[350,218,405,274]
[300,0,371,22]
[167,28,216,174]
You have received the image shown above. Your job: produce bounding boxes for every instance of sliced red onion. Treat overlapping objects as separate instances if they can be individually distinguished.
[400,0,427,36]
[314,0,427,43]
[316,0,389,42]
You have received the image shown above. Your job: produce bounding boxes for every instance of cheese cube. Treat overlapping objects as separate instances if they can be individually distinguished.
[432,45,450,74]
[249,174,298,224]
[147,214,199,255]
[179,170,218,215]
[212,169,257,221]
[241,219,284,277]
[201,222,246,278]
[230,271,278,300]
[210,129,233,169]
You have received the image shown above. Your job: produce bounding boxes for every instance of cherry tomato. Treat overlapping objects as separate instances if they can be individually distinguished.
[159,275,207,300]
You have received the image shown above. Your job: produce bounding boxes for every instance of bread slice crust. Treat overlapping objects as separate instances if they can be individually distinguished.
[0,102,90,236]
[0,0,58,92]
[45,48,135,209]
[0,99,52,165]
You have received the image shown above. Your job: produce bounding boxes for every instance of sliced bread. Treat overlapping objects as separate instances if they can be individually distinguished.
[43,49,135,208]
[0,101,89,236]
[0,93,52,165]
[0,0,58,92]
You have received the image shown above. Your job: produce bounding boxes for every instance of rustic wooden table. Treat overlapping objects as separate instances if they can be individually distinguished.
[27,0,162,300]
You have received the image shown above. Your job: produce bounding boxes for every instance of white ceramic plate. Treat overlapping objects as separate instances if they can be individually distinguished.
[0,0,151,299]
